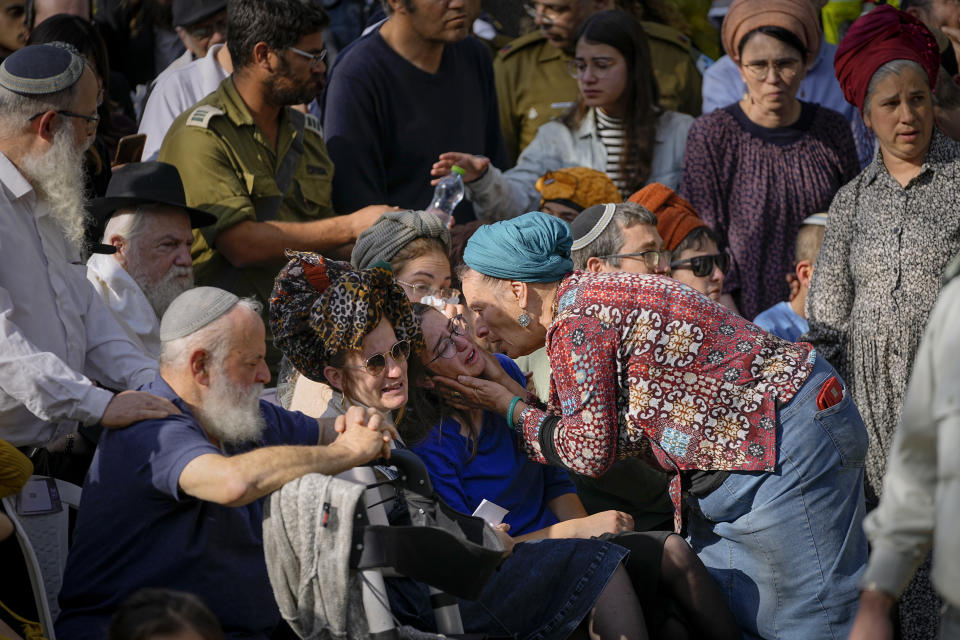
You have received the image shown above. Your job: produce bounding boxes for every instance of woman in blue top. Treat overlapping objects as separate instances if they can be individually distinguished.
[271,253,649,640]
[410,304,740,640]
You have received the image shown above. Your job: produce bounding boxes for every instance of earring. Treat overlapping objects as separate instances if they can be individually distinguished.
[517,312,532,327]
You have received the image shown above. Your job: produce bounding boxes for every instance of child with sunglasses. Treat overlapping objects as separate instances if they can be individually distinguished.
[629,183,736,312]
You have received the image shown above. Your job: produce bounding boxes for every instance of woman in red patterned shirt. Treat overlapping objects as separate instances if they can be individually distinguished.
[450,211,869,640]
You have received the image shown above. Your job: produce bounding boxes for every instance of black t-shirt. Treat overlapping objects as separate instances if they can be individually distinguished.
[321,30,508,224]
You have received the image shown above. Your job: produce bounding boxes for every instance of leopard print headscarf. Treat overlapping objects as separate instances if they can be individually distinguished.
[269,251,424,383]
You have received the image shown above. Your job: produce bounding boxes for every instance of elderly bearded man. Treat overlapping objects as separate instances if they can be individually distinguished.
[86,161,216,358]
[57,287,398,639]
[0,45,175,464]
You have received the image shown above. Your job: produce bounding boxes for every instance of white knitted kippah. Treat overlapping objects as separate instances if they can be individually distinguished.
[160,287,239,342]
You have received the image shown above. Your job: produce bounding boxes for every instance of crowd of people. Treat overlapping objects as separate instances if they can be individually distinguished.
[0,0,959,639]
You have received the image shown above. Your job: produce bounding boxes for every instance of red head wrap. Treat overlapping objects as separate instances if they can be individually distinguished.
[834,5,939,112]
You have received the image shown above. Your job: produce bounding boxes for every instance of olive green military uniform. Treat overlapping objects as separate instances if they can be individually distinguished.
[494,24,703,163]
[159,77,336,371]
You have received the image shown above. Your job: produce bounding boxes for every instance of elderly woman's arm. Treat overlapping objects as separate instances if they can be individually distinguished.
[515,315,622,478]
[803,186,858,378]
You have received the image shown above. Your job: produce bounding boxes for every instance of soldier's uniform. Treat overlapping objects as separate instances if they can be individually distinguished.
[494,24,703,163]
[159,77,335,370]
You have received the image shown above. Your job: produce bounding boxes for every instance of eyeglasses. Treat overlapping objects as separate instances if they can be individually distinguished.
[397,280,461,302]
[670,253,731,278]
[287,46,328,69]
[566,57,617,79]
[523,1,573,21]
[186,19,228,41]
[741,58,801,82]
[427,315,469,364]
[596,250,670,272]
[345,340,411,377]
[29,109,100,133]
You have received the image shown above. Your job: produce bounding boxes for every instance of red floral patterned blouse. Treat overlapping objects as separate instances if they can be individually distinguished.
[518,271,816,530]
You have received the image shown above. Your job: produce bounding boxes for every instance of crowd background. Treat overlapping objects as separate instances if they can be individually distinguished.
[0,0,959,639]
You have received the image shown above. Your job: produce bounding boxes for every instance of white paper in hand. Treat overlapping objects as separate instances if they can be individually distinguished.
[472,499,509,526]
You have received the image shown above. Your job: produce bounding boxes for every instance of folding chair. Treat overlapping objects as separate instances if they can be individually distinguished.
[0,476,83,640]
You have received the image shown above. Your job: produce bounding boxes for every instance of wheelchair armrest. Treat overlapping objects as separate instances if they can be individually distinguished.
[369,448,434,497]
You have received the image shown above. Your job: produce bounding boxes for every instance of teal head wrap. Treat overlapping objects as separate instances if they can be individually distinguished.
[463,211,574,283]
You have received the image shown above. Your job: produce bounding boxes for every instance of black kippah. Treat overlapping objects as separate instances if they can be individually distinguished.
[0,44,85,96]
[570,203,617,251]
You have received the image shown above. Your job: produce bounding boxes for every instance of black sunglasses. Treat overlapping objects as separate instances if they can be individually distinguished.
[346,340,411,377]
[669,253,730,278]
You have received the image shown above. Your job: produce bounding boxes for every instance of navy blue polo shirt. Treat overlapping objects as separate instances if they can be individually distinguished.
[56,377,319,639]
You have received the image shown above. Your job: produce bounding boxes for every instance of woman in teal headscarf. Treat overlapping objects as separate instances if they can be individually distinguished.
[449,211,869,640]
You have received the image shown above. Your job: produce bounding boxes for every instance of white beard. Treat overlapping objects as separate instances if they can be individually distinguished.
[19,120,90,252]
[130,263,194,317]
[195,371,266,448]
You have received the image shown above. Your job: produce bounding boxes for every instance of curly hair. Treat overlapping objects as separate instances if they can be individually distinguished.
[227,0,330,70]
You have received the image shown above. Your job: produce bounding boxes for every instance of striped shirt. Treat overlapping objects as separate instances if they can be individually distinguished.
[595,108,634,196]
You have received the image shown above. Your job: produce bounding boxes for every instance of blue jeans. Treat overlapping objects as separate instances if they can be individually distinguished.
[686,355,868,640]
[387,537,628,640]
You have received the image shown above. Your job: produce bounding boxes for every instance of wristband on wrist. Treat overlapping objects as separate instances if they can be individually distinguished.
[506,396,522,429]
[518,406,534,430]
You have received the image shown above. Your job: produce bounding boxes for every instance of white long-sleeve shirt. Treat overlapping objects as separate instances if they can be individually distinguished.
[861,271,960,608]
[86,253,161,359]
[0,152,158,448]
[139,43,230,161]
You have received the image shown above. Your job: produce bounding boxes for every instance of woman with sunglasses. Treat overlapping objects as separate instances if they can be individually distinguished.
[270,252,652,640]
[429,10,692,223]
[629,183,732,309]
[411,303,741,640]
[678,0,859,320]
[269,252,432,444]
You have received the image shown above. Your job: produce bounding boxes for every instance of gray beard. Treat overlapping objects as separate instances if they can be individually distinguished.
[195,372,266,448]
[19,121,89,252]
[130,263,194,317]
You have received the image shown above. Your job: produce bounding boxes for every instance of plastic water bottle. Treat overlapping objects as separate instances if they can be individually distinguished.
[427,165,466,228]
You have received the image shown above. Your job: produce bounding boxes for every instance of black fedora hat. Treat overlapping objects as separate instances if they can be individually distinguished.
[172,0,227,28]
[85,161,217,254]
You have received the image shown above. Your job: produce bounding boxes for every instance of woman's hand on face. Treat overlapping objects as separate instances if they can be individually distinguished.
[569,510,635,539]
[430,152,490,184]
[431,374,514,415]
[474,348,528,397]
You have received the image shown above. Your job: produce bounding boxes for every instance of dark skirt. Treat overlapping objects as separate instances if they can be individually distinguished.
[387,536,628,639]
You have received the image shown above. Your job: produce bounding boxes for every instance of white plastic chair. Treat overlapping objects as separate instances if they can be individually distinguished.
[1,475,83,640]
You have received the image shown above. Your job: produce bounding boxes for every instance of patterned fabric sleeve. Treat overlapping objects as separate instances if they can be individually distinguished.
[517,314,621,478]
[804,181,858,379]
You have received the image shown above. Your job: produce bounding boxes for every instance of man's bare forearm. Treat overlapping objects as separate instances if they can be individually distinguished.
[180,442,364,507]
[215,217,361,268]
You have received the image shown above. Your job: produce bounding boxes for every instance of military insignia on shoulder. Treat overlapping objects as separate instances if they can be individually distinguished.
[186,106,225,129]
[304,113,323,136]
